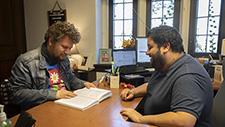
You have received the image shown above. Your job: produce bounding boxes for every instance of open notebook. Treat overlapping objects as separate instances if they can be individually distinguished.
[54,88,112,111]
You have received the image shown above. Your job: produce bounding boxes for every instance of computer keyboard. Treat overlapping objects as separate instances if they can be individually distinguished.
[120,65,149,75]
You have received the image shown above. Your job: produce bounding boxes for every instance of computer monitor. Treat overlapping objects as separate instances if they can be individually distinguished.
[136,37,151,68]
[113,50,136,67]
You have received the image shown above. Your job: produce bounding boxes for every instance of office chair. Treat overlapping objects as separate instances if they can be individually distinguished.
[212,59,225,127]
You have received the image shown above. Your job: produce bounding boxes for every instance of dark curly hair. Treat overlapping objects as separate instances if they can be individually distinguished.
[147,25,184,53]
[44,21,81,44]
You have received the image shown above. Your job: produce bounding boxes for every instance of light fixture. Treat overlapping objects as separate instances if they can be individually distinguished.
[70,44,80,54]
[68,44,87,70]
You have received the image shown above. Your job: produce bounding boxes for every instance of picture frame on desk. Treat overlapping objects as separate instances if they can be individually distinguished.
[99,48,112,64]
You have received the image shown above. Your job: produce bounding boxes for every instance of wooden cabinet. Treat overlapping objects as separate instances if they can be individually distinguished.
[0,0,26,82]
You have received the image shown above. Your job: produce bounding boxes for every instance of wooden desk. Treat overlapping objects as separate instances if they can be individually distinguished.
[11,89,148,127]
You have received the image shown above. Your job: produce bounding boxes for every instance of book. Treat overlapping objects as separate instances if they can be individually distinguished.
[54,88,112,111]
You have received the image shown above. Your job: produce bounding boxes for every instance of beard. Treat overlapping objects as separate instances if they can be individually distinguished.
[49,52,66,65]
[58,53,67,61]
[150,51,166,72]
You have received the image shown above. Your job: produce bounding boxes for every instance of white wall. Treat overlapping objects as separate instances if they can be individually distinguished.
[137,0,147,37]
[101,0,109,49]
[23,0,101,67]
[180,0,191,52]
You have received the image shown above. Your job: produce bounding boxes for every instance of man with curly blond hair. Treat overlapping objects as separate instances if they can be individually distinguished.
[9,21,96,110]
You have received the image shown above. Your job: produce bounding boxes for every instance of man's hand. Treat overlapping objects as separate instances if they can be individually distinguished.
[56,89,76,99]
[120,88,135,101]
[120,108,143,123]
[84,82,96,88]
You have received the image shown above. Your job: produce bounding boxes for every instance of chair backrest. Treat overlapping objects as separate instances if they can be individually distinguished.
[212,59,225,127]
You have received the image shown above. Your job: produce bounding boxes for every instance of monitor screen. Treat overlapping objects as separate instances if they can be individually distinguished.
[136,37,151,63]
[113,50,136,67]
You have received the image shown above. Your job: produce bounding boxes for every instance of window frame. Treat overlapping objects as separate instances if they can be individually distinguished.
[188,0,225,58]
[109,0,138,51]
[146,0,181,34]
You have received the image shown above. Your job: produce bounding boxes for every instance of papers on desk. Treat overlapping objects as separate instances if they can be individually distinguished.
[55,88,112,111]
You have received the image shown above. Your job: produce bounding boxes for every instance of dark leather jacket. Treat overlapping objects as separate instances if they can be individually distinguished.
[9,44,85,109]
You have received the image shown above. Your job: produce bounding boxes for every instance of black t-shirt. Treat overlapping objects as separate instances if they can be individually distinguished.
[144,54,213,127]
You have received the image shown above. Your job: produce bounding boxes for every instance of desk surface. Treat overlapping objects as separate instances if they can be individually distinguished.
[11,88,148,127]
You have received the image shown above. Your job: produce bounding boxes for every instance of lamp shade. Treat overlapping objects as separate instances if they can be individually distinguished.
[70,44,80,54]
[68,54,84,68]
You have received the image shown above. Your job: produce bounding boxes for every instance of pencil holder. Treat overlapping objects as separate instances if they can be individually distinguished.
[110,75,120,88]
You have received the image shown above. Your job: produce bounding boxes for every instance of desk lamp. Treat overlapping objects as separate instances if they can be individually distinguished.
[68,44,85,70]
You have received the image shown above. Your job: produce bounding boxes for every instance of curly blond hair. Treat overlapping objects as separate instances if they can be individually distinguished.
[44,21,81,44]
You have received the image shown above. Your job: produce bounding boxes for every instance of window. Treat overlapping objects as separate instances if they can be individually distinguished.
[109,0,180,65]
[146,0,181,31]
[189,0,225,57]
[109,0,137,50]
[109,0,138,66]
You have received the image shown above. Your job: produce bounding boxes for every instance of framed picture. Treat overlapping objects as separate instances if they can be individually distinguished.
[48,10,66,26]
[47,1,66,26]
[99,49,112,64]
